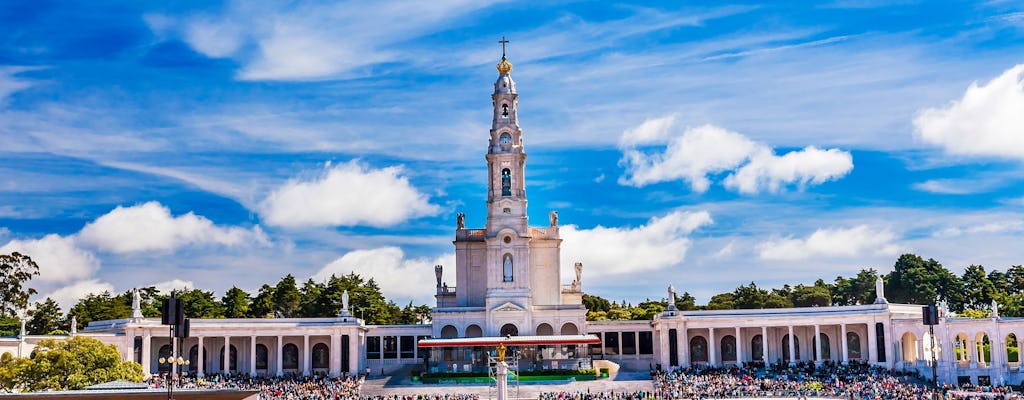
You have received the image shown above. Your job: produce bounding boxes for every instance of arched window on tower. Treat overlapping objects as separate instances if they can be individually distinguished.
[503,254,513,282]
[501,169,511,196]
[501,104,509,119]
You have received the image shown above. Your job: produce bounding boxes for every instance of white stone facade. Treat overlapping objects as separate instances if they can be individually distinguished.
[2,56,1023,386]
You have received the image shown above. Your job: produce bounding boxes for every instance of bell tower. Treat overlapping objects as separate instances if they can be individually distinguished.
[485,39,528,236]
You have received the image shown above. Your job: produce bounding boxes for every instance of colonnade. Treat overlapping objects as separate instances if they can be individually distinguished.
[659,322,884,368]
[138,331,361,378]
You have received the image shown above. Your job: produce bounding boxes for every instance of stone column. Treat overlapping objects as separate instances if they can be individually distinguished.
[707,328,716,366]
[761,326,768,365]
[250,335,257,377]
[735,327,743,366]
[867,322,878,364]
[330,334,341,376]
[197,336,205,377]
[840,324,849,364]
[680,327,689,367]
[814,325,822,364]
[224,336,231,375]
[496,361,508,400]
[276,336,283,377]
[658,327,670,368]
[969,338,978,368]
[349,333,360,375]
[303,335,311,376]
[787,325,796,366]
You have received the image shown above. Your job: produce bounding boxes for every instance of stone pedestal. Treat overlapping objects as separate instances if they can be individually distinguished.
[496,361,508,400]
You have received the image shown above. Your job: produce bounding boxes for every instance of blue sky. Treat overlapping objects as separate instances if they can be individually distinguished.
[2,0,1024,312]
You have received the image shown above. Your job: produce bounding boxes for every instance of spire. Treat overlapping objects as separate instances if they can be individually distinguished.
[496,36,512,74]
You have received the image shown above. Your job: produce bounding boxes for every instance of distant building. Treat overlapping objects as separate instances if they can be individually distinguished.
[2,53,1021,387]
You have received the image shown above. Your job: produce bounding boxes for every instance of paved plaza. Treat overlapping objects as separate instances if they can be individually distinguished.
[360,372,655,398]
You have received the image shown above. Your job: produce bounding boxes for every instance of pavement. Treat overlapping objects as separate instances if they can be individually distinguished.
[360,371,655,398]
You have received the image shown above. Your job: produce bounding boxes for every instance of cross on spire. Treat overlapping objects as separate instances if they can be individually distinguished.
[499,36,509,60]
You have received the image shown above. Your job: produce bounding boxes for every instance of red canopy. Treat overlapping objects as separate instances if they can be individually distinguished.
[417,334,600,348]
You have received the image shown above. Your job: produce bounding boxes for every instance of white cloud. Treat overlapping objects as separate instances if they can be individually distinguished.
[78,201,267,253]
[43,279,115,312]
[0,67,33,104]
[147,279,196,294]
[0,234,99,283]
[312,247,453,304]
[934,220,1024,238]
[757,225,899,261]
[164,0,509,81]
[724,146,853,194]
[619,124,758,191]
[619,122,852,193]
[560,210,713,279]
[259,161,440,228]
[914,64,1024,159]
[618,114,678,147]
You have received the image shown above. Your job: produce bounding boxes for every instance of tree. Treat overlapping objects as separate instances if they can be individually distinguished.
[0,252,40,317]
[791,281,831,307]
[221,287,251,318]
[706,293,735,310]
[2,336,142,391]
[249,284,276,318]
[299,279,326,317]
[160,289,223,319]
[67,291,131,328]
[962,265,996,310]
[732,282,767,309]
[886,254,964,310]
[675,291,697,310]
[832,269,880,306]
[272,275,302,318]
[583,294,611,314]
[26,298,63,335]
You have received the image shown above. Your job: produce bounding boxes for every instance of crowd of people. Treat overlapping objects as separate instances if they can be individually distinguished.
[147,373,364,399]
[142,362,1024,400]
[651,361,1022,400]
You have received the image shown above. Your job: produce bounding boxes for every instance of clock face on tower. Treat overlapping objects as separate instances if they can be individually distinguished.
[500,133,511,145]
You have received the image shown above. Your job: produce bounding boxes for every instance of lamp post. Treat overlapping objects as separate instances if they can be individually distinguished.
[158,355,189,400]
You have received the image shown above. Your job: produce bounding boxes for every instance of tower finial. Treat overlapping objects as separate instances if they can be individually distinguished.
[499,36,509,60]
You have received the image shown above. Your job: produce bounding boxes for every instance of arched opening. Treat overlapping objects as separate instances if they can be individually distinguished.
[157,345,172,373]
[188,345,208,373]
[501,169,511,196]
[689,336,708,363]
[312,343,329,369]
[812,333,831,360]
[560,322,579,335]
[1008,333,1019,367]
[282,343,299,370]
[440,325,458,339]
[501,104,509,119]
[500,323,519,337]
[901,332,918,363]
[502,254,513,282]
[255,344,268,371]
[219,345,238,372]
[751,335,763,361]
[782,335,800,362]
[536,323,554,336]
[954,333,970,364]
[721,335,737,362]
[847,332,862,359]
[976,332,992,366]
[465,325,483,338]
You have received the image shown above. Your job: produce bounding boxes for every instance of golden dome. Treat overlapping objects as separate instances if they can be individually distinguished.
[496,58,512,74]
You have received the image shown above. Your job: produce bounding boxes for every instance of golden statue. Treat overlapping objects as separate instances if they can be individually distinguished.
[496,343,506,362]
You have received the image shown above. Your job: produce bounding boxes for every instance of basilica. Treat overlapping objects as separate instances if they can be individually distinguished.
[2,53,1024,388]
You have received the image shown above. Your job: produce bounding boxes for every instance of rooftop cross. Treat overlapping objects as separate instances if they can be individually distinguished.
[499,36,509,59]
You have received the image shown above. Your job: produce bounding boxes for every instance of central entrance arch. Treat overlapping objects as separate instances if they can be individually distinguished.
[500,323,519,337]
